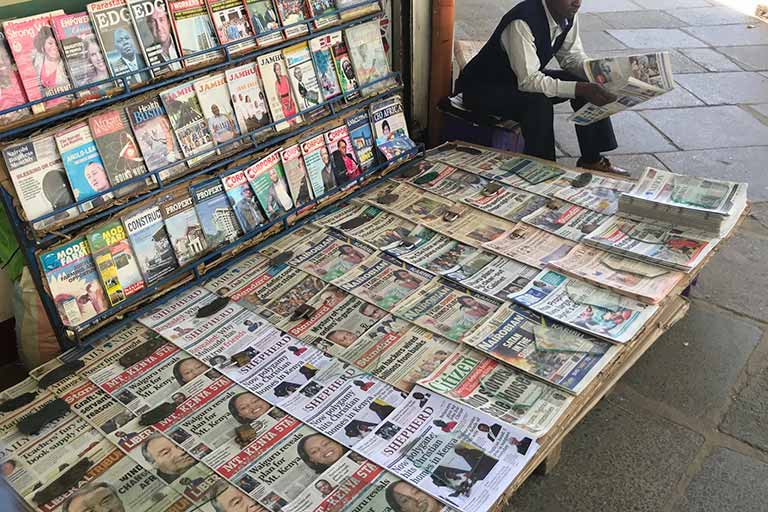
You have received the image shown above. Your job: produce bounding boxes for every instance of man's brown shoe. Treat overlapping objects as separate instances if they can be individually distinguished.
[576,157,631,177]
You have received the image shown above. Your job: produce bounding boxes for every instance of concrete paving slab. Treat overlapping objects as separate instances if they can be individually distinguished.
[686,24,768,46]
[579,0,644,13]
[506,396,704,512]
[607,28,708,48]
[634,0,712,8]
[598,10,686,29]
[578,13,613,32]
[633,83,704,109]
[720,367,768,452]
[667,6,757,25]
[555,111,676,155]
[692,232,768,322]
[717,46,768,71]
[674,72,768,104]
[558,154,668,177]
[680,48,743,72]
[749,103,768,118]
[580,31,627,52]
[656,147,768,200]
[622,304,763,421]
[674,449,768,512]
[641,106,768,150]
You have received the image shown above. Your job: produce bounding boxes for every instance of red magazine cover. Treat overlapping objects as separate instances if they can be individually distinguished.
[3,11,73,114]
[0,29,30,122]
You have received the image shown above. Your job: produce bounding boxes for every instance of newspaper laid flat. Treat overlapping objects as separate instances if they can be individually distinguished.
[392,280,500,343]
[510,270,659,344]
[202,252,272,298]
[333,315,458,392]
[465,303,621,394]
[352,386,538,512]
[424,204,515,248]
[554,173,636,215]
[548,244,685,305]
[441,251,539,302]
[418,346,573,436]
[359,182,456,225]
[569,52,674,126]
[482,224,577,269]
[322,203,418,249]
[583,215,720,272]
[287,228,378,283]
[384,226,486,276]
[501,167,581,198]
[463,183,548,223]
[521,202,610,242]
[258,224,323,260]
[397,160,491,201]
[426,144,526,178]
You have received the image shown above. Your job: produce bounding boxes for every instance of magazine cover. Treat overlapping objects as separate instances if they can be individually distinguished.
[283,42,326,121]
[159,187,209,265]
[331,37,358,99]
[345,19,390,93]
[0,29,30,122]
[191,177,243,248]
[222,170,265,232]
[51,12,113,97]
[370,95,409,145]
[345,110,374,170]
[40,237,109,326]
[88,0,152,85]
[307,0,339,29]
[125,95,188,181]
[301,133,335,198]
[309,32,342,102]
[274,0,308,38]
[86,219,146,306]
[324,123,362,187]
[194,71,241,145]
[55,122,114,213]
[168,0,222,66]
[160,81,217,165]
[122,204,179,284]
[2,135,79,229]
[244,149,294,219]
[257,49,302,131]
[3,11,72,114]
[128,0,183,77]
[243,0,283,46]
[280,143,313,207]
[206,0,257,53]
[336,0,380,20]
[225,62,272,136]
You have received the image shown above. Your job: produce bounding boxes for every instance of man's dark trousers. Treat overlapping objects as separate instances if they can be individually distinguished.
[462,69,617,162]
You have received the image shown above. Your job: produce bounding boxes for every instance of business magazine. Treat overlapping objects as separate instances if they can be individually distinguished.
[40,236,109,326]
[54,122,114,212]
[345,110,375,170]
[51,12,113,97]
[88,0,152,84]
[167,0,223,66]
[86,219,146,306]
[244,149,294,219]
[222,170,266,232]
[0,29,30,122]
[243,0,283,46]
[128,0,183,77]
[257,49,302,131]
[345,19,391,94]
[160,81,217,165]
[225,62,271,136]
[206,0,257,53]
[283,42,327,122]
[191,177,244,248]
[121,203,179,284]
[324,124,362,187]
[274,0,309,38]
[280,143,314,207]
[125,95,188,181]
[159,187,209,265]
[309,32,342,102]
[194,71,241,145]
[301,133,335,198]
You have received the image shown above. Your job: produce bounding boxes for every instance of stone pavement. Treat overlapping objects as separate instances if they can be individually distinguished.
[455,1,768,511]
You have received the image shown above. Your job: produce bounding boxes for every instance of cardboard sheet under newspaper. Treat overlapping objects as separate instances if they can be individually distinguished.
[353,387,538,512]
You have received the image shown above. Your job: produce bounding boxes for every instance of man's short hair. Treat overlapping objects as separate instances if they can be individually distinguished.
[62,482,119,512]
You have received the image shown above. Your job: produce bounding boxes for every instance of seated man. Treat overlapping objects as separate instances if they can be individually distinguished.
[455,0,625,175]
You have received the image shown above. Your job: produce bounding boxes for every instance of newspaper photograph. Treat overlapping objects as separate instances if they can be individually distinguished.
[548,244,685,305]
[418,346,572,435]
[278,359,405,449]
[583,215,719,271]
[337,315,458,392]
[442,252,539,302]
[361,182,454,225]
[465,302,620,394]
[521,202,610,242]
[511,269,659,344]
[463,183,548,223]
[56,376,135,437]
[334,253,433,311]
[139,286,222,340]
[425,206,515,248]
[403,160,490,201]
[482,224,577,269]
[502,168,581,198]
[392,280,499,343]
[385,226,485,276]
[353,386,538,512]
[288,229,377,283]
[553,174,635,215]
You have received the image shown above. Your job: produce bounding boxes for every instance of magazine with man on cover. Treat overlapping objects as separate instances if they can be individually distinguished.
[128,0,183,76]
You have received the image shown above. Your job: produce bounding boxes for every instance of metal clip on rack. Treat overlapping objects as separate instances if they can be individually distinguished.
[0,0,423,350]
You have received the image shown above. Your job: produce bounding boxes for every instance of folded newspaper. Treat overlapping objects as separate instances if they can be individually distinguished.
[569,52,674,126]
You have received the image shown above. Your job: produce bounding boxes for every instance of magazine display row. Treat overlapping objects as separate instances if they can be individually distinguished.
[0,143,744,512]
[0,0,383,122]
[2,17,397,234]
[36,92,414,332]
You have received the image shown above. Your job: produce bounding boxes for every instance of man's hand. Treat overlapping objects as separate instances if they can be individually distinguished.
[575,83,617,106]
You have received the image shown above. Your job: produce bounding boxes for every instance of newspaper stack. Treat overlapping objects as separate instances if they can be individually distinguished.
[569,52,675,126]
[619,168,748,236]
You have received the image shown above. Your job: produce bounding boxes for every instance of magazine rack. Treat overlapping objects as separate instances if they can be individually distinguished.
[0,0,423,351]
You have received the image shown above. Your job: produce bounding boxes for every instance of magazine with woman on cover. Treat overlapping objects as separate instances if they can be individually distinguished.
[257,49,302,131]
[51,12,113,97]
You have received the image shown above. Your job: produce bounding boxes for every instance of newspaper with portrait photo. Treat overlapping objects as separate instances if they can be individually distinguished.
[442,251,539,302]
[482,224,577,269]
[319,202,417,250]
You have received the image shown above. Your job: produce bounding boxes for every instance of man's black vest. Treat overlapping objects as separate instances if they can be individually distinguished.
[455,0,573,93]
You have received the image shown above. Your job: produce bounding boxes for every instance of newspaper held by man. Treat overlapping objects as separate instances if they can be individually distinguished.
[482,224,577,269]
[569,52,674,126]
[352,386,538,512]
[418,346,573,435]
[510,270,658,344]
[548,244,685,305]
[392,280,499,343]
[442,252,539,303]
[619,167,747,236]
[521,201,610,242]
[583,215,720,272]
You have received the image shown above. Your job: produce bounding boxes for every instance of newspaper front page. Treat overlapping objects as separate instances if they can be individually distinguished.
[521,202,610,242]
[482,224,577,269]
[553,174,635,215]
[442,252,539,302]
